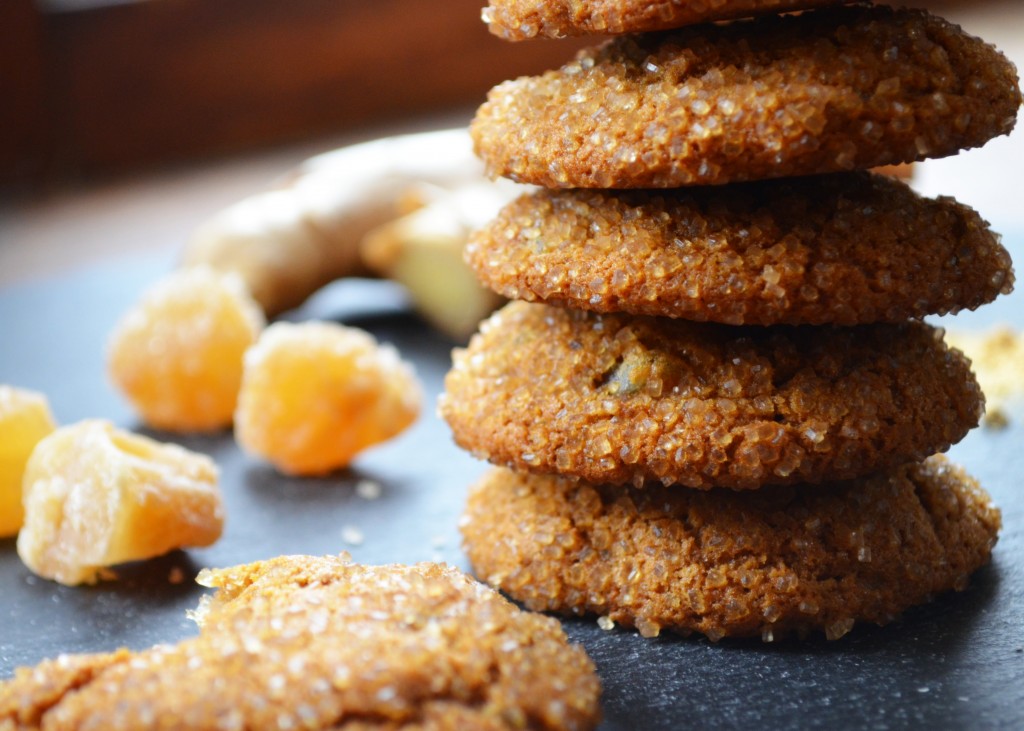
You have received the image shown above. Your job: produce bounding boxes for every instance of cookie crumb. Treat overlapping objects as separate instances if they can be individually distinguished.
[984,407,1010,430]
[597,616,615,631]
[168,567,185,585]
[355,479,382,500]
[340,526,364,546]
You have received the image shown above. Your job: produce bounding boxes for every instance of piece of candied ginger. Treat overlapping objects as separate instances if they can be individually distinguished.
[0,386,57,537]
[17,420,224,585]
[235,321,422,475]
[107,266,265,432]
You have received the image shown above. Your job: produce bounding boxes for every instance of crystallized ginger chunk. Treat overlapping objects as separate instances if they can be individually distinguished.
[0,386,57,537]
[17,420,224,585]
[235,321,422,475]
[107,266,265,433]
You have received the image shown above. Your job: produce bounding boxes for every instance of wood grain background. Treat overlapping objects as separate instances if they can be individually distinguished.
[1,0,589,187]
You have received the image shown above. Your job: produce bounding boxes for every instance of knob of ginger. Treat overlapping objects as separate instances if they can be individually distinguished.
[182,128,485,317]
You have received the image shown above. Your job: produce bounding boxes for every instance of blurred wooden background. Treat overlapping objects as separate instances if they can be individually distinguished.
[0,0,587,190]
[2,0,1011,192]
[0,0,1018,288]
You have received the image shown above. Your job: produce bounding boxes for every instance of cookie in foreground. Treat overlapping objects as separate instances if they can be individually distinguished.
[0,556,601,730]
[482,0,852,40]
[467,173,1014,325]
[471,5,1022,188]
[441,302,983,489]
[462,459,1001,641]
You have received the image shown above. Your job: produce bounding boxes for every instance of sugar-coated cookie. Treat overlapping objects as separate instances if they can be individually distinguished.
[471,6,1022,187]
[0,556,601,731]
[466,173,1014,325]
[482,0,853,40]
[462,459,1001,641]
[441,302,982,489]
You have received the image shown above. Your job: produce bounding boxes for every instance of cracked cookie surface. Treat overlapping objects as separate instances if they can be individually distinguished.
[462,458,1001,641]
[467,173,1014,325]
[441,302,983,489]
[0,556,601,731]
[471,6,1022,188]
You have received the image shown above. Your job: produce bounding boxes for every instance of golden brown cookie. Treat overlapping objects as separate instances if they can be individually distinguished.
[0,556,601,731]
[441,302,983,489]
[466,172,1014,325]
[483,0,853,40]
[471,5,1022,188]
[462,459,1001,641]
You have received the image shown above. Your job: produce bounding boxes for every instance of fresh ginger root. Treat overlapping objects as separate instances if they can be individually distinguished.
[182,129,487,317]
[360,182,519,340]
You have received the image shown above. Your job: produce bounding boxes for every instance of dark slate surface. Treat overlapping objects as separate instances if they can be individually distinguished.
[0,250,1021,730]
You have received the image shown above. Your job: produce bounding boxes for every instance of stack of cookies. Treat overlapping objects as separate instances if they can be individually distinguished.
[441,1,1021,641]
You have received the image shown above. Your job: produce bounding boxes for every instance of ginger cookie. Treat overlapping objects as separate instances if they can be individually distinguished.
[471,6,1022,187]
[0,556,601,731]
[482,0,853,40]
[462,459,1001,641]
[466,172,1014,325]
[441,302,983,489]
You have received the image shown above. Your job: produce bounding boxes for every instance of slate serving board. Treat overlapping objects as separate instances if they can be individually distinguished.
[1,250,1021,730]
